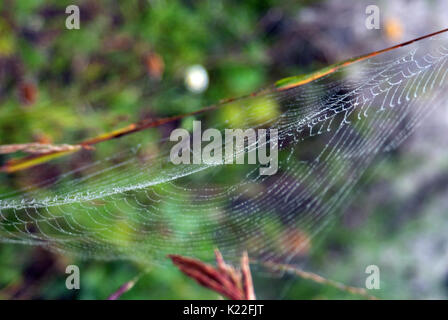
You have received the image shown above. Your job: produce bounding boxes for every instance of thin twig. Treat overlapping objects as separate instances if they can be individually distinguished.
[262,261,378,300]
[0,143,86,155]
[241,252,256,300]
[107,271,146,300]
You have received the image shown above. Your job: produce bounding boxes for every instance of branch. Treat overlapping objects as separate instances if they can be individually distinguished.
[262,261,378,300]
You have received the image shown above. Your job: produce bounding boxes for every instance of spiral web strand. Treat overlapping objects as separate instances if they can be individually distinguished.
[1,34,448,265]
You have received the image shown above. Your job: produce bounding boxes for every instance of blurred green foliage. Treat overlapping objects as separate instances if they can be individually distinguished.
[1,0,446,300]
[0,0,315,300]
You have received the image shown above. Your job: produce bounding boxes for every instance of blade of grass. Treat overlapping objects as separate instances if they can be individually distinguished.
[107,272,146,300]
[262,261,378,300]
[169,250,255,300]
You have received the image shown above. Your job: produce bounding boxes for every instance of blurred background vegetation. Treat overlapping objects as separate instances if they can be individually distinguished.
[1,0,448,299]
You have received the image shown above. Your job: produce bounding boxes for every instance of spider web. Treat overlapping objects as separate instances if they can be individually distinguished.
[1,34,448,266]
